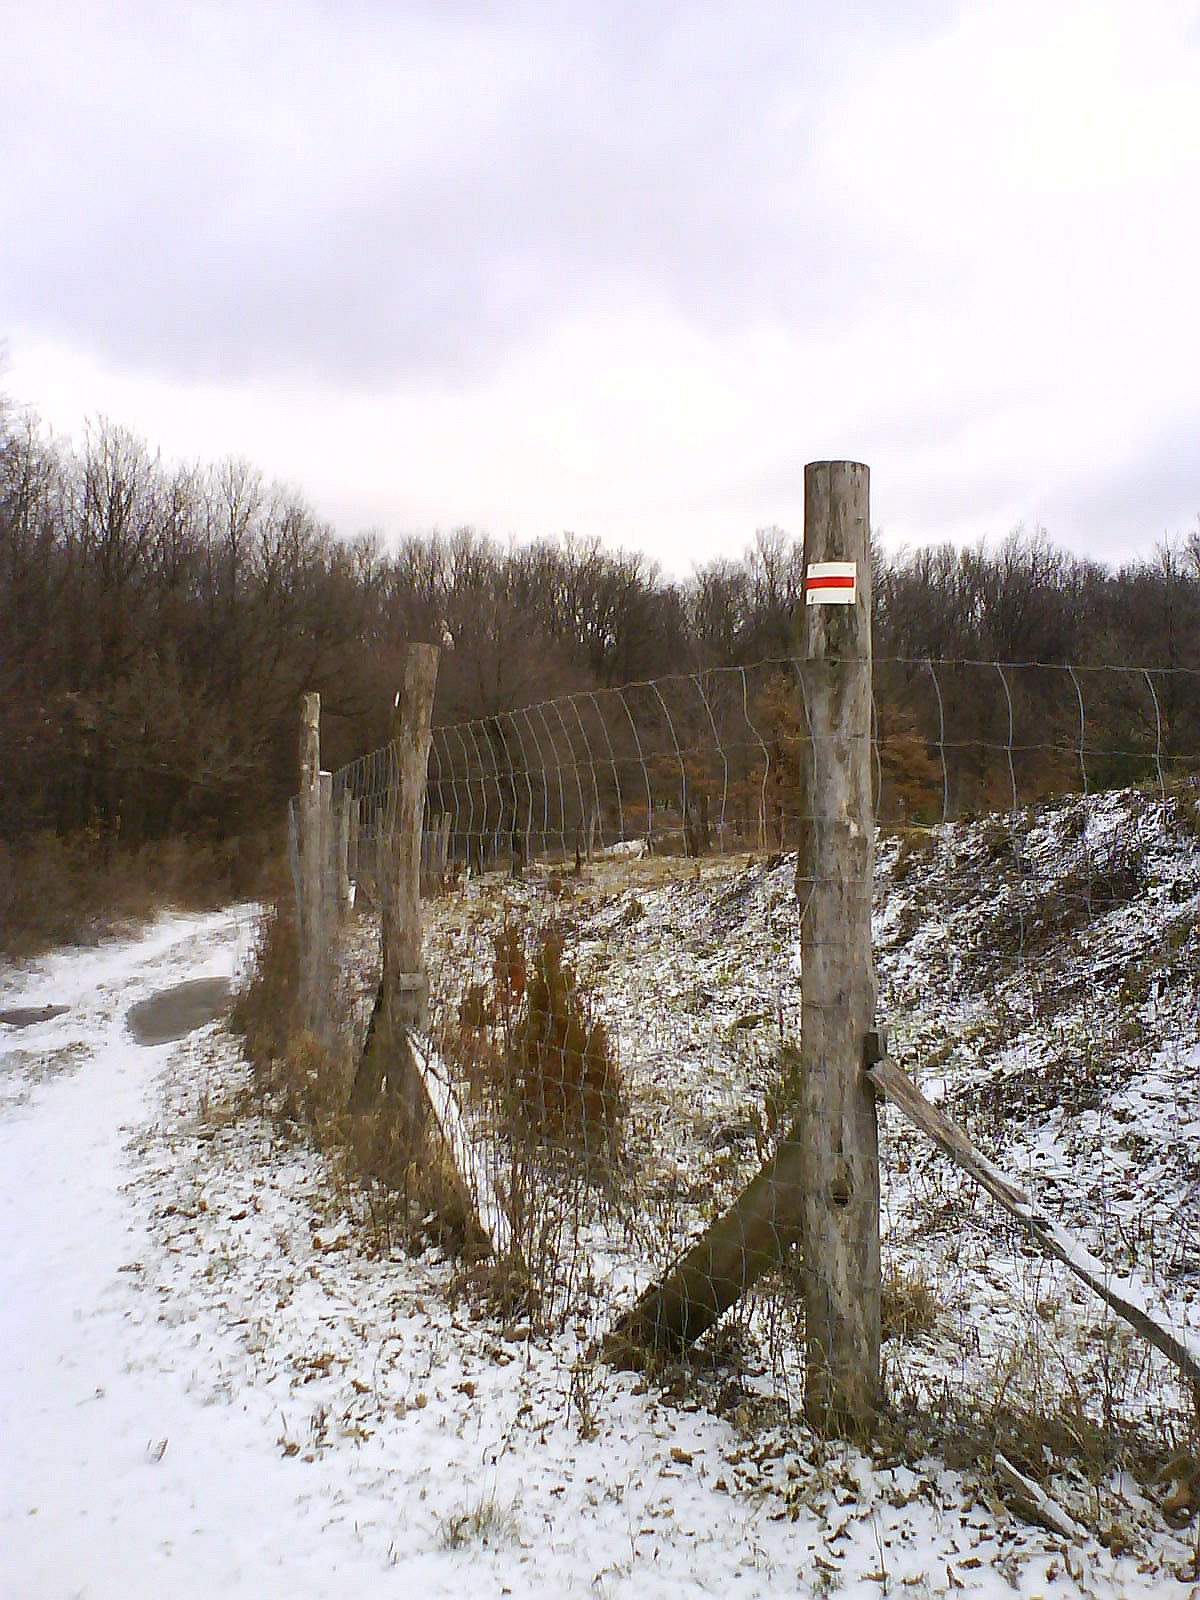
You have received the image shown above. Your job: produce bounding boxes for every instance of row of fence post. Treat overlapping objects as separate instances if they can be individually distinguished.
[294,647,441,1049]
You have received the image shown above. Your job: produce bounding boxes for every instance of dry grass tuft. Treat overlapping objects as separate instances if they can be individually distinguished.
[230,902,305,1094]
[438,1493,520,1550]
[881,1261,939,1343]
[230,899,353,1127]
[232,901,486,1261]
[431,914,631,1323]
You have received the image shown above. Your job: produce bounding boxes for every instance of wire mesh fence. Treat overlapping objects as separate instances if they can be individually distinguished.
[291,656,1200,1478]
[320,659,1200,879]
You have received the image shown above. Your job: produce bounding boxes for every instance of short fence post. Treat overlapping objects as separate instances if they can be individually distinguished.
[796,459,881,1430]
[438,810,451,889]
[298,692,323,1030]
[319,768,333,927]
[347,796,360,889]
[336,791,353,918]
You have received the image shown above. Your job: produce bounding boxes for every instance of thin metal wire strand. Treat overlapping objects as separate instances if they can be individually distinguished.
[461,717,499,863]
[567,693,606,854]
[690,672,729,851]
[532,702,568,854]
[502,709,537,851]
[448,723,476,866]
[586,689,625,844]
[518,706,552,852]
[550,699,589,853]
[649,679,688,844]
[740,665,771,851]
[1142,668,1167,800]
[614,685,653,844]
[923,658,950,826]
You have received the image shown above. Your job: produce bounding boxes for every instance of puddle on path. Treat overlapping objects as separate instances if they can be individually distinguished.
[126,978,232,1046]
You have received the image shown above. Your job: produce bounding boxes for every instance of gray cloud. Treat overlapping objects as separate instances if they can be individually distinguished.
[9,0,1193,572]
[1035,420,1200,568]
[3,0,960,385]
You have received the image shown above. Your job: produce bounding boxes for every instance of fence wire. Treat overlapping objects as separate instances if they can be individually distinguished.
[328,659,1200,877]
[307,657,1199,1476]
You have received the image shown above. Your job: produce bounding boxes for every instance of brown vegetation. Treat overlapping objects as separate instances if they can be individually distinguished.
[506,928,622,1152]
[0,825,280,958]
[3,398,1198,952]
[230,901,471,1254]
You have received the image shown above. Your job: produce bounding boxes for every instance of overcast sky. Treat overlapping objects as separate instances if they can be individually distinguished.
[4,0,1198,572]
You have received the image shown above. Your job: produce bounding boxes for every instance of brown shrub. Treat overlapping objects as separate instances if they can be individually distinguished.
[232,901,482,1259]
[230,902,357,1129]
[492,923,526,1025]
[229,900,303,1095]
[881,1261,939,1343]
[507,929,621,1153]
[459,981,493,1032]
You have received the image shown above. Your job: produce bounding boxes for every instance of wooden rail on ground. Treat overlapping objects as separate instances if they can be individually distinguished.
[867,1052,1200,1398]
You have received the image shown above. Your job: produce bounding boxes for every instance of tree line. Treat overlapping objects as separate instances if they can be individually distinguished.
[2,407,1198,860]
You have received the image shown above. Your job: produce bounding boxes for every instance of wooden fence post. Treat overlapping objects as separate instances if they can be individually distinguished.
[385,645,439,1027]
[319,768,333,910]
[347,796,360,890]
[336,790,353,918]
[349,645,440,1114]
[298,692,323,1029]
[796,460,880,1430]
[436,810,451,889]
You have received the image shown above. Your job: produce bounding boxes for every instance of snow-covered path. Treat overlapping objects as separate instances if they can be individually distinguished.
[0,908,1193,1600]
[0,911,387,1598]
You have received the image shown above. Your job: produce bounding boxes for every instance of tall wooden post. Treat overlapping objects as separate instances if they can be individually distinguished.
[384,645,439,1028]
[298,692,323,1029]
[796,460,880,1430]
[350,645,440,1114]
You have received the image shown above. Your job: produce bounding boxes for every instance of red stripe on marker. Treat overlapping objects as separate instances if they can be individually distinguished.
[805,574,856,591]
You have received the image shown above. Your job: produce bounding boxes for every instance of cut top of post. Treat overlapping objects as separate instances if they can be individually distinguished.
[390,646,441,744]
[300,692,321,794]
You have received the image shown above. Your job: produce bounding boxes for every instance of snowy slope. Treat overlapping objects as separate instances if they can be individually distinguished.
[1,788,1197,1597]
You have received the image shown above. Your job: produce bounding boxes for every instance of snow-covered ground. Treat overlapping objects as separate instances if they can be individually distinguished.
[418,790,1199,1446]
[1,789,1198,1598]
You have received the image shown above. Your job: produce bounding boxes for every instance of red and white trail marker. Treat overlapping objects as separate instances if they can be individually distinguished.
[805,561,857,605]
